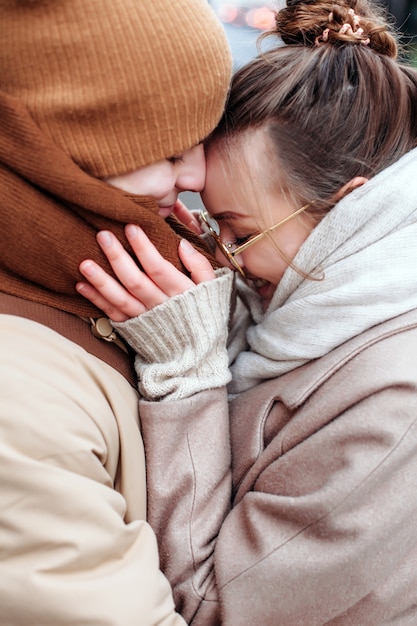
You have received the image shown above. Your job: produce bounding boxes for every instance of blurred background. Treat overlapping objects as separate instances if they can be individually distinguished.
[209,0,280,69]
[181,0,280,211]
[181,0,417,211]
[208,0,417,68]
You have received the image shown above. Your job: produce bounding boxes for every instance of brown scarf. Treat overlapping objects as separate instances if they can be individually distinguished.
[0,92,217,318]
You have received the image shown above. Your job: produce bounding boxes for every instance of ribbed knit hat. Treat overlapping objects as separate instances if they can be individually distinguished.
[0,0,232,178]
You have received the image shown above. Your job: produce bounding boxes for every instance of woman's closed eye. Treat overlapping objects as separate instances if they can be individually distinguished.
[231,233,257,246]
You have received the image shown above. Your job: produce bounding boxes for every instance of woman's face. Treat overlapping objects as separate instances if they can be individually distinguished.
[106,144,205,218]
[202,132,315,309]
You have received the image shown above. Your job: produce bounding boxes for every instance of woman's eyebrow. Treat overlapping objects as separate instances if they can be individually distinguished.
[213,210,250,221]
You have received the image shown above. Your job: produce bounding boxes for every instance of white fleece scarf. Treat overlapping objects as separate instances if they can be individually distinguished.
[229,147,417,393]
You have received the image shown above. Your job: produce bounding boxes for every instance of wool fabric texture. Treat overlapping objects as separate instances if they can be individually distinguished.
[0,0,232,318]
[113,269,234,401]
[229,146,417,392]
[110,147,417,398]
[0,0,232,177]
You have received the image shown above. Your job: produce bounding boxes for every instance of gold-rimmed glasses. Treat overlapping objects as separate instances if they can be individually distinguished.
[199,202,311,277]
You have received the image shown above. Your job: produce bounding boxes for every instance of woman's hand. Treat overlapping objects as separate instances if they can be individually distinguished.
[76,224,215,322]
[172,198,202,234]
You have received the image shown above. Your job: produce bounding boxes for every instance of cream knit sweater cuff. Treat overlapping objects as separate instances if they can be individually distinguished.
[113,269,234,401]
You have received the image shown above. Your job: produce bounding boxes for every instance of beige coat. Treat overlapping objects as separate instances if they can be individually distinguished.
[141,309,417,625]
[0,314,186,625]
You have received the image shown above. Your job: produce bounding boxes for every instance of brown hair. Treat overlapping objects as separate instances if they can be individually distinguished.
[208,0,417,218]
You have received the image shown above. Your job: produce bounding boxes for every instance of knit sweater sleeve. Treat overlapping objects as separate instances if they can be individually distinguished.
[113,269,234,401]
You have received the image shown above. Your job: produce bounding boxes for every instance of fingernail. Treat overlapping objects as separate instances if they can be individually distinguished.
[188,219,202,234]
[180,239,195,254]
[97,231,112,248]
[80,260,96,278]
[125,224,140,239]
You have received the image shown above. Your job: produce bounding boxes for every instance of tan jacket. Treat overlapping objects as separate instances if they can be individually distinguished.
[141,309,417,625]
[0,314,186,625]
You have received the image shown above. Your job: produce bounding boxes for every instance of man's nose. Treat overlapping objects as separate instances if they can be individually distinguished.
[176,144,206,193]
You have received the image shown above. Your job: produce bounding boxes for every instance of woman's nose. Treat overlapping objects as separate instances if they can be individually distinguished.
[176,144,206,193]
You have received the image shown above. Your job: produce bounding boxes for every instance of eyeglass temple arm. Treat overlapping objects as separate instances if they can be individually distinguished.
[232,202,311,256]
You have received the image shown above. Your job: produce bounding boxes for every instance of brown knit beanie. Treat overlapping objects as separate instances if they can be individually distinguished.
[0,0,232,178]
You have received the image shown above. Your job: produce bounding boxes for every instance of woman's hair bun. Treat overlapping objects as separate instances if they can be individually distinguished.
[272,0,398,58]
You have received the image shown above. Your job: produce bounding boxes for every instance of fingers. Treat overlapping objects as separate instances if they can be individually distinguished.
[124,224,196,296]
[173,199,202,234]
[77,260,147,321]
[96,230,169,309]
[123,225,215,289]
[75,281,131,322]
[179,239,216,283]
[77,226,213,322]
